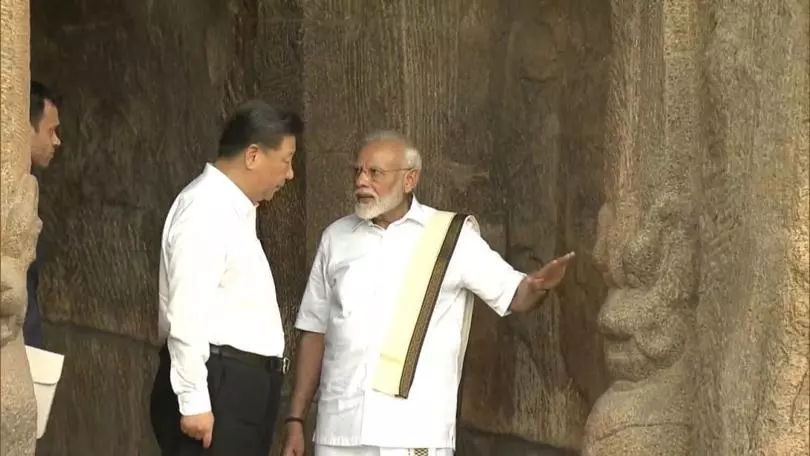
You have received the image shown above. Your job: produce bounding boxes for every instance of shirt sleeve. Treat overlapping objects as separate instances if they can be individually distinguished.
[294,235,333,334]
[164,205,228,416]
[455,222,526,317]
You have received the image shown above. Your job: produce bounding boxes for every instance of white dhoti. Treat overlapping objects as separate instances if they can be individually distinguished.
[314,445,453,456]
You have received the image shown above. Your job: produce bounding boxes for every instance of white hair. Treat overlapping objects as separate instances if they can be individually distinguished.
[361,130,422,170]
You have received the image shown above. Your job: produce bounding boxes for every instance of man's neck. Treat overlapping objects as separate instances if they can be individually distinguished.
[213,159,257,205]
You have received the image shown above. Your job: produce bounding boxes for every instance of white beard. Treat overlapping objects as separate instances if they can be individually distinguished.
[355,181,405,220]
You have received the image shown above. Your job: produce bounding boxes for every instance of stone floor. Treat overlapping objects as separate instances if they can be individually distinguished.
[457,425,579,456]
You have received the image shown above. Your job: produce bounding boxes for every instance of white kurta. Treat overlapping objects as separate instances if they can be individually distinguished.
[295,197,525,452]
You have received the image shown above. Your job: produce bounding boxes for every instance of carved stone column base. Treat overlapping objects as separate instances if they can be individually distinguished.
[0,334,37,456]
[582,365,691,456]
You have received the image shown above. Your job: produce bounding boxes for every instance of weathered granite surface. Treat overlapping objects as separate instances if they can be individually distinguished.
[692,0,809,453]
[583,0,809,455]
[583,1,700,454]
[1,0,40,454]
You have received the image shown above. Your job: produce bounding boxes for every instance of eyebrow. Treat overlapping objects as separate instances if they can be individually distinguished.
[354,164,395,169]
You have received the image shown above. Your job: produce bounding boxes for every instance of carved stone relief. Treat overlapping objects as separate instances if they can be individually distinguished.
[583,197,697,455]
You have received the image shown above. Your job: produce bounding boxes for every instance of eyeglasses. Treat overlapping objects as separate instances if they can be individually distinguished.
[352,165,413,182]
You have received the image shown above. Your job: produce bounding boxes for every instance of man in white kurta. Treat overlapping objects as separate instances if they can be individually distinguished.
[282,131,574,456]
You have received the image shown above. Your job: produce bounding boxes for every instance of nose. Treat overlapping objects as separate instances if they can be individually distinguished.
[355,168,370,188]
[53,133,61,148]
[286,164,294,181]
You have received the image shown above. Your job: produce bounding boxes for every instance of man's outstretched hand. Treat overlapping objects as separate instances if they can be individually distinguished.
[510,251,576,312]
[526,251,576,291]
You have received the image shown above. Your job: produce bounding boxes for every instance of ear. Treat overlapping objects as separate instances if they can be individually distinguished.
[403,169,420,193]
[244,144,261,170]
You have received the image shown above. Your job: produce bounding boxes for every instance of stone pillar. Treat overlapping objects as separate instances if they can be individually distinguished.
[693,0,809,453]
[1,0,40,455]
[585,0,809,454]
[584,0,700,454]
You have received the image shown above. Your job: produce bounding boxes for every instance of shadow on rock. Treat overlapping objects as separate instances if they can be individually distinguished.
[457,425,579,456]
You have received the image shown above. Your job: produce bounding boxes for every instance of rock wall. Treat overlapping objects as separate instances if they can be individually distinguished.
[583,0,701,454]
[583,0,809,455]
[693,0,809,453]
[0,0,40,455]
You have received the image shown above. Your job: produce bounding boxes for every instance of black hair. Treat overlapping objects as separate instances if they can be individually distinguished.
[30,80,61,130]
[217,99,304,158]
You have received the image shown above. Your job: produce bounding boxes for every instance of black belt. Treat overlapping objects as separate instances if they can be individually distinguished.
[209,344,290,375]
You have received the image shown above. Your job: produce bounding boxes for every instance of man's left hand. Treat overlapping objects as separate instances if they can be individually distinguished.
[526,251,576,292]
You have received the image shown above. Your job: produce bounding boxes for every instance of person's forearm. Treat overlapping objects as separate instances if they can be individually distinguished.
[165,226,227,417]
[167,292,215,416]
[508,277,548,313]
[167,333,212,416]
[287,331,325,419]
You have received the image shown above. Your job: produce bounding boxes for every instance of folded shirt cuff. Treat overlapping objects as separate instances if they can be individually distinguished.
[294,318,327,334]
[496,271,527,317]
[177,389,212,416]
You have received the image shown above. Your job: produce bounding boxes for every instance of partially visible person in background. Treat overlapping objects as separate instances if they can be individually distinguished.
[24,80,62,348]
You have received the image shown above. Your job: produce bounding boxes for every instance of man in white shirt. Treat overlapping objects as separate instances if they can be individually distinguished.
[25,80,63,350]
[150,99,302,456]
[281,131,575,456]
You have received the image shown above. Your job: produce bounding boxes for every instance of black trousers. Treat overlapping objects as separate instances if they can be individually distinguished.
[149,344,284,456]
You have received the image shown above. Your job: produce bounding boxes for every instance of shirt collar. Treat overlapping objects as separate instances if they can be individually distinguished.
[203,163,257,217]
[352,194,429,231]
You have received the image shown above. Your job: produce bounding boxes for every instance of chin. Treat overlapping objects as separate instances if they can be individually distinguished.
[355,203,383,220]
[32,156,51,169]
[263,188,282,202]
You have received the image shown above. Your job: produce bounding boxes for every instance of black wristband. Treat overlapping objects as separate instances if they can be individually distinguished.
[285,416,305,425]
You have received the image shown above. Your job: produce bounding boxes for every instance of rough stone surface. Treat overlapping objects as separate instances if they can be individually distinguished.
[33,323,160,455]
[460,0,616,443]
[693,0,810,453]
[583,0,810,455]
[457,425,579,456]
[582,1,700,454]
[0,335,37,456]
[1,0,39,454]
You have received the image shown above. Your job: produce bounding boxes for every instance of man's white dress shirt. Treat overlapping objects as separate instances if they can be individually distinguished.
[158,163,285,416]
[295,197,525,450]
